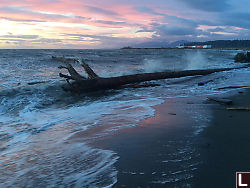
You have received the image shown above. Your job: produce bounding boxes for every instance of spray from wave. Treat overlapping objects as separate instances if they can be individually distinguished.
[185,51,207,70]
[143,59,167,73]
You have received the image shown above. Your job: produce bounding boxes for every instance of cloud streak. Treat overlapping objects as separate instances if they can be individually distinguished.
[84,6,120,16]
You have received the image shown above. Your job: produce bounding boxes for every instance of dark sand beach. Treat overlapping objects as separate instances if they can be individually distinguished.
[194,89,250,188]
[93,96,210,187]
[92,89,250,187]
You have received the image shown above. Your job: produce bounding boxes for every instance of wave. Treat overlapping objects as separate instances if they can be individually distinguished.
[0,141,118,188]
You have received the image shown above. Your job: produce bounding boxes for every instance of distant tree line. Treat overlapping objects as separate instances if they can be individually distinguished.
[184,40,250,48]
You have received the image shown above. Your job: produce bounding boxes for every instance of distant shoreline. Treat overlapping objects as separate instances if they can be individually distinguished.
[0,47,249,50]
[121,47,250,50]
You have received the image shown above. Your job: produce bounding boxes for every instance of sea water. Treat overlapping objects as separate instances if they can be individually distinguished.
[0,49,249,187]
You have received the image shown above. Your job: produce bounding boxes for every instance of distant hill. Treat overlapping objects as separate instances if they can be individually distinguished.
[185,40,250,48]
[133,40,189,48]
[167,40,189,48]
[125,40,250,49]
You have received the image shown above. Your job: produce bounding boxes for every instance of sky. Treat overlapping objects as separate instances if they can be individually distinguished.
[0,0,249,49]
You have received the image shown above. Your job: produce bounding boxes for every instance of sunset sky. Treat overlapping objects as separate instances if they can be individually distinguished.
[0,0,249,49]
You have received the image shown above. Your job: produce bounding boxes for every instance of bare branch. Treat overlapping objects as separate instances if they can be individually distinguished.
[59,73,74,80]
[56,58,86,81]
[79,59,99,79]
[66,79,71,85]
[227,107,250,111]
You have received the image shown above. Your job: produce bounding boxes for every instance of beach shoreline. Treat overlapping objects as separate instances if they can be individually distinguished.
[91,88,250,187]
[193,88,250,188]
[92,95,211,187]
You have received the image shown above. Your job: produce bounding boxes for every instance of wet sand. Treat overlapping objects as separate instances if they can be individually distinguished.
[93,96,211,187]
[93,89,250,187]
[193,89,250,188]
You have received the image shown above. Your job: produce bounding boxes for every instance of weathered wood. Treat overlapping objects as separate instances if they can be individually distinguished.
[62,60,86,81]
[79,60,99,79]
[54,57,98,80]
[218,86,250,90]
[27,81,48,85]
[227,107,250,111]
[59,73,74,80]
[72,66,249,93]
[54,56,250,93]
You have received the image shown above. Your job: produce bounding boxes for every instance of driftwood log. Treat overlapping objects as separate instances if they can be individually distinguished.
[218,86,250,90]
[227,107,250,111]
[54,57,250,93]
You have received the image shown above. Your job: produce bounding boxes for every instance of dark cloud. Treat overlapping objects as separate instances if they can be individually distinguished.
[134,4,250,43]
[0,6,25,13]
[135,6,165,16]
[178,0,231,12]
[134,6,199,39]
[61,34,100,42]
[63,33,116,42]
[136,28,154,33]
[41,0,60,2]
[0,6,76,20]
[150,22,197,38]
[32,38,62,43]
[135,5,198,36]
[0,38,26,42]
[156,25,195,36]
[84,6,120,16]
[205,27,227,32]
[94,20,126,26]
[162,15,197,28]
[0,34,62,47]
[1,34,39,39]
[218,12,250,29]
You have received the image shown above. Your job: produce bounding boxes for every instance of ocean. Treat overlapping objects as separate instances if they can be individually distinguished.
[0,49,249,187]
